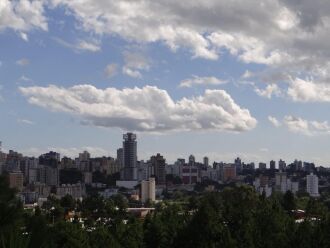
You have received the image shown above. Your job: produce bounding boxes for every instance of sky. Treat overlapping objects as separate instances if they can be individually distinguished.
[2,0,330,165]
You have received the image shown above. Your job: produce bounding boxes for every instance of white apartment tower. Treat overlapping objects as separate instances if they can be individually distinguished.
[306,173,319,197]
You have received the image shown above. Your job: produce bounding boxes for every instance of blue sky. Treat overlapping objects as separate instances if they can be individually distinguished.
[2,0,330,165]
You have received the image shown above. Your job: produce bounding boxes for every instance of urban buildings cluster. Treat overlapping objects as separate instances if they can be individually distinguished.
[0,134,325,207]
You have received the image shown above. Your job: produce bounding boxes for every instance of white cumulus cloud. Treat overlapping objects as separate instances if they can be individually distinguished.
[268,116,281,127]
[272,115,330,136]
[19,84,257,133]
[179,75,227,88]
[0,0,47,33]
[76,40,101,52]
[254,84,281,99]
[287,78,330,102]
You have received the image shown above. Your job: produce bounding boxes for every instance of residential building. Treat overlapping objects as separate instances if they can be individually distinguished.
[203,156,209,167]
[259,162,267,170]
[275,171,287,192]
[278,159,286,171]
[222,164,236,182]
[140,178,156,203]
[122,133,137,180]
[150,153,166,185]
[57,183,85,199]
[306,173,319,197]
[181,165,199,184]
[270,160,276,170]
[188,155,195,166]
[8,171,24,191]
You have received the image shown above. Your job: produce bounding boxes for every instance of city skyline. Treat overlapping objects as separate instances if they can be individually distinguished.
[0,136,319,168]
[2,1,330,165]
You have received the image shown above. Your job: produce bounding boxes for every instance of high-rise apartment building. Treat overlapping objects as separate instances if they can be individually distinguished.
[79,151,90,161]
[306,173,319,197]
[150,153,166,185]
[270,160,276,170]
[278,159,286,171]
[123,133,137,180]
[140,178,156,203]
[222,164,236,182]
[235,157,242,173]
[188,155,195,166]
[259,162,267,170]
[8,171,24,191]
[203,156,209,167]
[275,171,287,192]
[117,148,124,168]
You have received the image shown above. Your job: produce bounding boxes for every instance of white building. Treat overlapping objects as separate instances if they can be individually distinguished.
[99,188,118,199]
[137,160,153,181]
[260,185,272,197]
[83,172,93,185]
[140,178,156,203]
[253,178,272,197]
[306,173,319,197]
[275,172,287,190]
[291,181,299,194]
[57,183,85,200]
[284,179,299,194]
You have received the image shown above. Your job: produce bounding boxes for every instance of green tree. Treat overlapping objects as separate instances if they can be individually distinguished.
[60,194,76,211]
[175,199,234,248]
[26,211,50,248]
[0,175,23,242]
[282,190,296,211]
[253,196,292,248]
[49,221,90,248]
[89,226,121,248]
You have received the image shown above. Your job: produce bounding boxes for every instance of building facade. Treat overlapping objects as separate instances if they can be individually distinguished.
[306,173,319,197]
[123,133,137,181]
[141,178,156,203]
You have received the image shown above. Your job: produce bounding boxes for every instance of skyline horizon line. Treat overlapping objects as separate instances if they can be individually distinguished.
[0,140,325,167]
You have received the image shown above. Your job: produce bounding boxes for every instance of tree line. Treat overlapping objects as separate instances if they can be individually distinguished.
[1,175,330,247]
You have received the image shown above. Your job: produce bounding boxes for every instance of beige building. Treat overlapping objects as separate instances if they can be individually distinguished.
[222,165,236,182]
[9,171,24,191]
[141,178,156,203]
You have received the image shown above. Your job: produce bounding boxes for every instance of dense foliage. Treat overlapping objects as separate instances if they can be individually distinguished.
[1,175,330,247]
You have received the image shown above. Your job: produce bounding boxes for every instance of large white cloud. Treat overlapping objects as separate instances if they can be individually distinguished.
[287,78,330,102]
[44,0,330,91]
[19,84,257,133]
[270,115,330,136]
[4,0,330,98]
[3,1,330,75]
[0,0,47,38]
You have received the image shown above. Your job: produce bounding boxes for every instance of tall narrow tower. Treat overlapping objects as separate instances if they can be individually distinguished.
[123,133,137,180]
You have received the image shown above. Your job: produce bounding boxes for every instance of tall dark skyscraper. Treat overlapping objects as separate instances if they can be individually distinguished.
[117,148,124,168]
[150,153,166,185]
[123,133,137,180]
